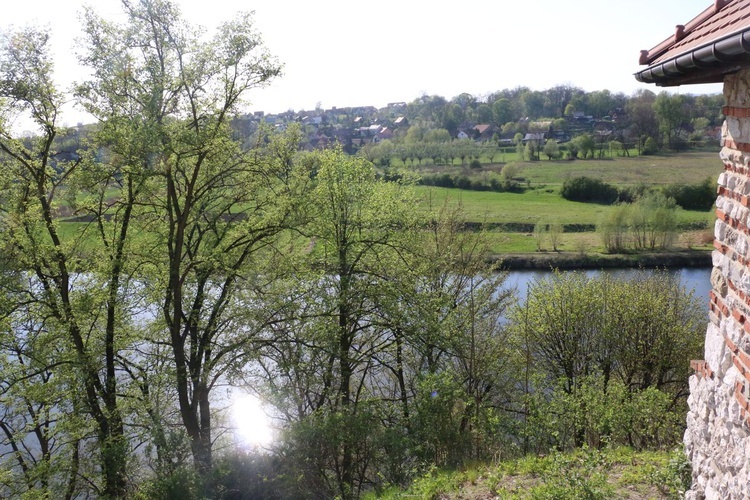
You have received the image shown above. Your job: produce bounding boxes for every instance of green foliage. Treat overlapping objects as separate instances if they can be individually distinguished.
[527,448,613,500]
[525,140,539,161]
[418,171,520,193]
[134,466,203,500]
[548,223,563,251]
[648,447,693,498]
[655,92,688,150]
[0,7,726,498]
[642,136,658,155]
[560,176,619,204]
[532,223,546,251]
[405,466,468,500]
[573,134,596,159]
[543,139,561,160]
[597,192,679,252]
[629,192,679,250]
[512,270,703,452]
[599,203,629,252]
[663,177,716,210]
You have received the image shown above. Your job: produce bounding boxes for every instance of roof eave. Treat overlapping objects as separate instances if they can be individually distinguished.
[635,27,750,86]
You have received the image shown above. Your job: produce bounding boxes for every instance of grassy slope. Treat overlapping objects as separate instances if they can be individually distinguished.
[368,447,689,499]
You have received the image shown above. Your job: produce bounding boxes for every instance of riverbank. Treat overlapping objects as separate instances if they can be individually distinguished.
[491,249,712,270]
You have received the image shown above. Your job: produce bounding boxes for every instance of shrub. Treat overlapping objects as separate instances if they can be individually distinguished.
[533,223,546,251]
[628,192,678,250]
[662,178,716,210]
[642,136,658,155]
[561,176,619,204]
[599,204,629,252]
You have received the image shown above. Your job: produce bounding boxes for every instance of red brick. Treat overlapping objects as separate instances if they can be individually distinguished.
[723,106,750,118]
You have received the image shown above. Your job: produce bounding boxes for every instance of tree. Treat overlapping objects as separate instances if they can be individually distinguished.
[404,124,426,143]
[625,89,659,154]
[77,0,289,488]
[543,138,560,160]
[440,103,463,136]
[525,140,539,161]
[514,135,525,160]
[607,271,703,396]
[629,192,678,250]
[654,92,688,150]
[259,148,418,498]
[520,90,546,118]
[424,128,451,143]
[0,25,134,497]
[584,89,616,119]
[492,98,515,125]
[573,134,596,159]
[548,223,563,250]
[546,85,583,118]
[512,271,703,447]
[472,103,494,124]
[642,136,658,155]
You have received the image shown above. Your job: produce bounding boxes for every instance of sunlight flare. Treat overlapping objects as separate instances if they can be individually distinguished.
[231,394,275,447]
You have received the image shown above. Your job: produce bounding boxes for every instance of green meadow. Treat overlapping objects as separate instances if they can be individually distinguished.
[413,150,721,255]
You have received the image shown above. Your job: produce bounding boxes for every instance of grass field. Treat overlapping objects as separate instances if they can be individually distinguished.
[54,151,721,257]
[413,150,721,255]
[516,150,721,187]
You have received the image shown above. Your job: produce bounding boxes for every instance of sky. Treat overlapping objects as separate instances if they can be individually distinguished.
[1,0,726,126]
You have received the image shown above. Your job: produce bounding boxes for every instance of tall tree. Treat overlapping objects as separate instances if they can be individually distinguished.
[654,92,688,150]
[625,89,659,154]
[492,97,515,126]
[546,84,583,118]
[77,0,288,487]
[0,26,139,497]
[304,148,415,497]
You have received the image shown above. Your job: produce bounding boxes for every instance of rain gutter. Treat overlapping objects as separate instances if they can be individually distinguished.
[635,26,750,86]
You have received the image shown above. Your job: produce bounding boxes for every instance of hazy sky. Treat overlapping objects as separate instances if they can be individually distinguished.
[2,0,725,125]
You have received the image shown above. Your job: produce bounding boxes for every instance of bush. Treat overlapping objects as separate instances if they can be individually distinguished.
[642,136,658,155]
[662,178,716,210]
[561,176,619,204]
[617,184,647,203]
[599,204,629,252]
[419,172,521,193]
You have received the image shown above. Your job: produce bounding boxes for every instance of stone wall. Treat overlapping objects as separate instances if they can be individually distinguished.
[685,68,750,499]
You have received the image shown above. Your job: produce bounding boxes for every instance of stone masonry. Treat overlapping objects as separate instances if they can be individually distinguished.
[685,68,750,499]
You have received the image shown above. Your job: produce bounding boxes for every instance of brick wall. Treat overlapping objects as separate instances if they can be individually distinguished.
[685,68,750,499]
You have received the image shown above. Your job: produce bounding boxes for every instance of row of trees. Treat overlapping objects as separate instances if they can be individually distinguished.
[401,87,723,149]
[0,2,290,497]
[360,138,507,167]
[360,134,615,170]
[0,3,706,499]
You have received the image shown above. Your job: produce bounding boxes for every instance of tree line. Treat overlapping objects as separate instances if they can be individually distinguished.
[0,2,705,498]
[352,85,724,167]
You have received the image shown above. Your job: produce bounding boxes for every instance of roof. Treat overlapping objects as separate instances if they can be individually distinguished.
[636,0,750,86]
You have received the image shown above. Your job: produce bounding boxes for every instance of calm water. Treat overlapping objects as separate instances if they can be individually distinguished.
[503,267,712,305]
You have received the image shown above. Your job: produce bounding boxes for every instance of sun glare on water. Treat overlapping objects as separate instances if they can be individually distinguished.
[231,394,275,448]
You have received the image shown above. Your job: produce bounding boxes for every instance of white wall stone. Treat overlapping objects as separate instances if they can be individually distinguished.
[685,67,750,499]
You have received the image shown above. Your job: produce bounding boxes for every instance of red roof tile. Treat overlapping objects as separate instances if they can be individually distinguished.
[636,0,750,86]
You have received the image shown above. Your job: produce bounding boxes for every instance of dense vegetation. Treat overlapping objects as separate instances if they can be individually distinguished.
[0,2,711,499]
[382,447,692,499]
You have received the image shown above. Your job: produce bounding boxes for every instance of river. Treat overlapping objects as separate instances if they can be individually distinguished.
[503,267,712,305]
